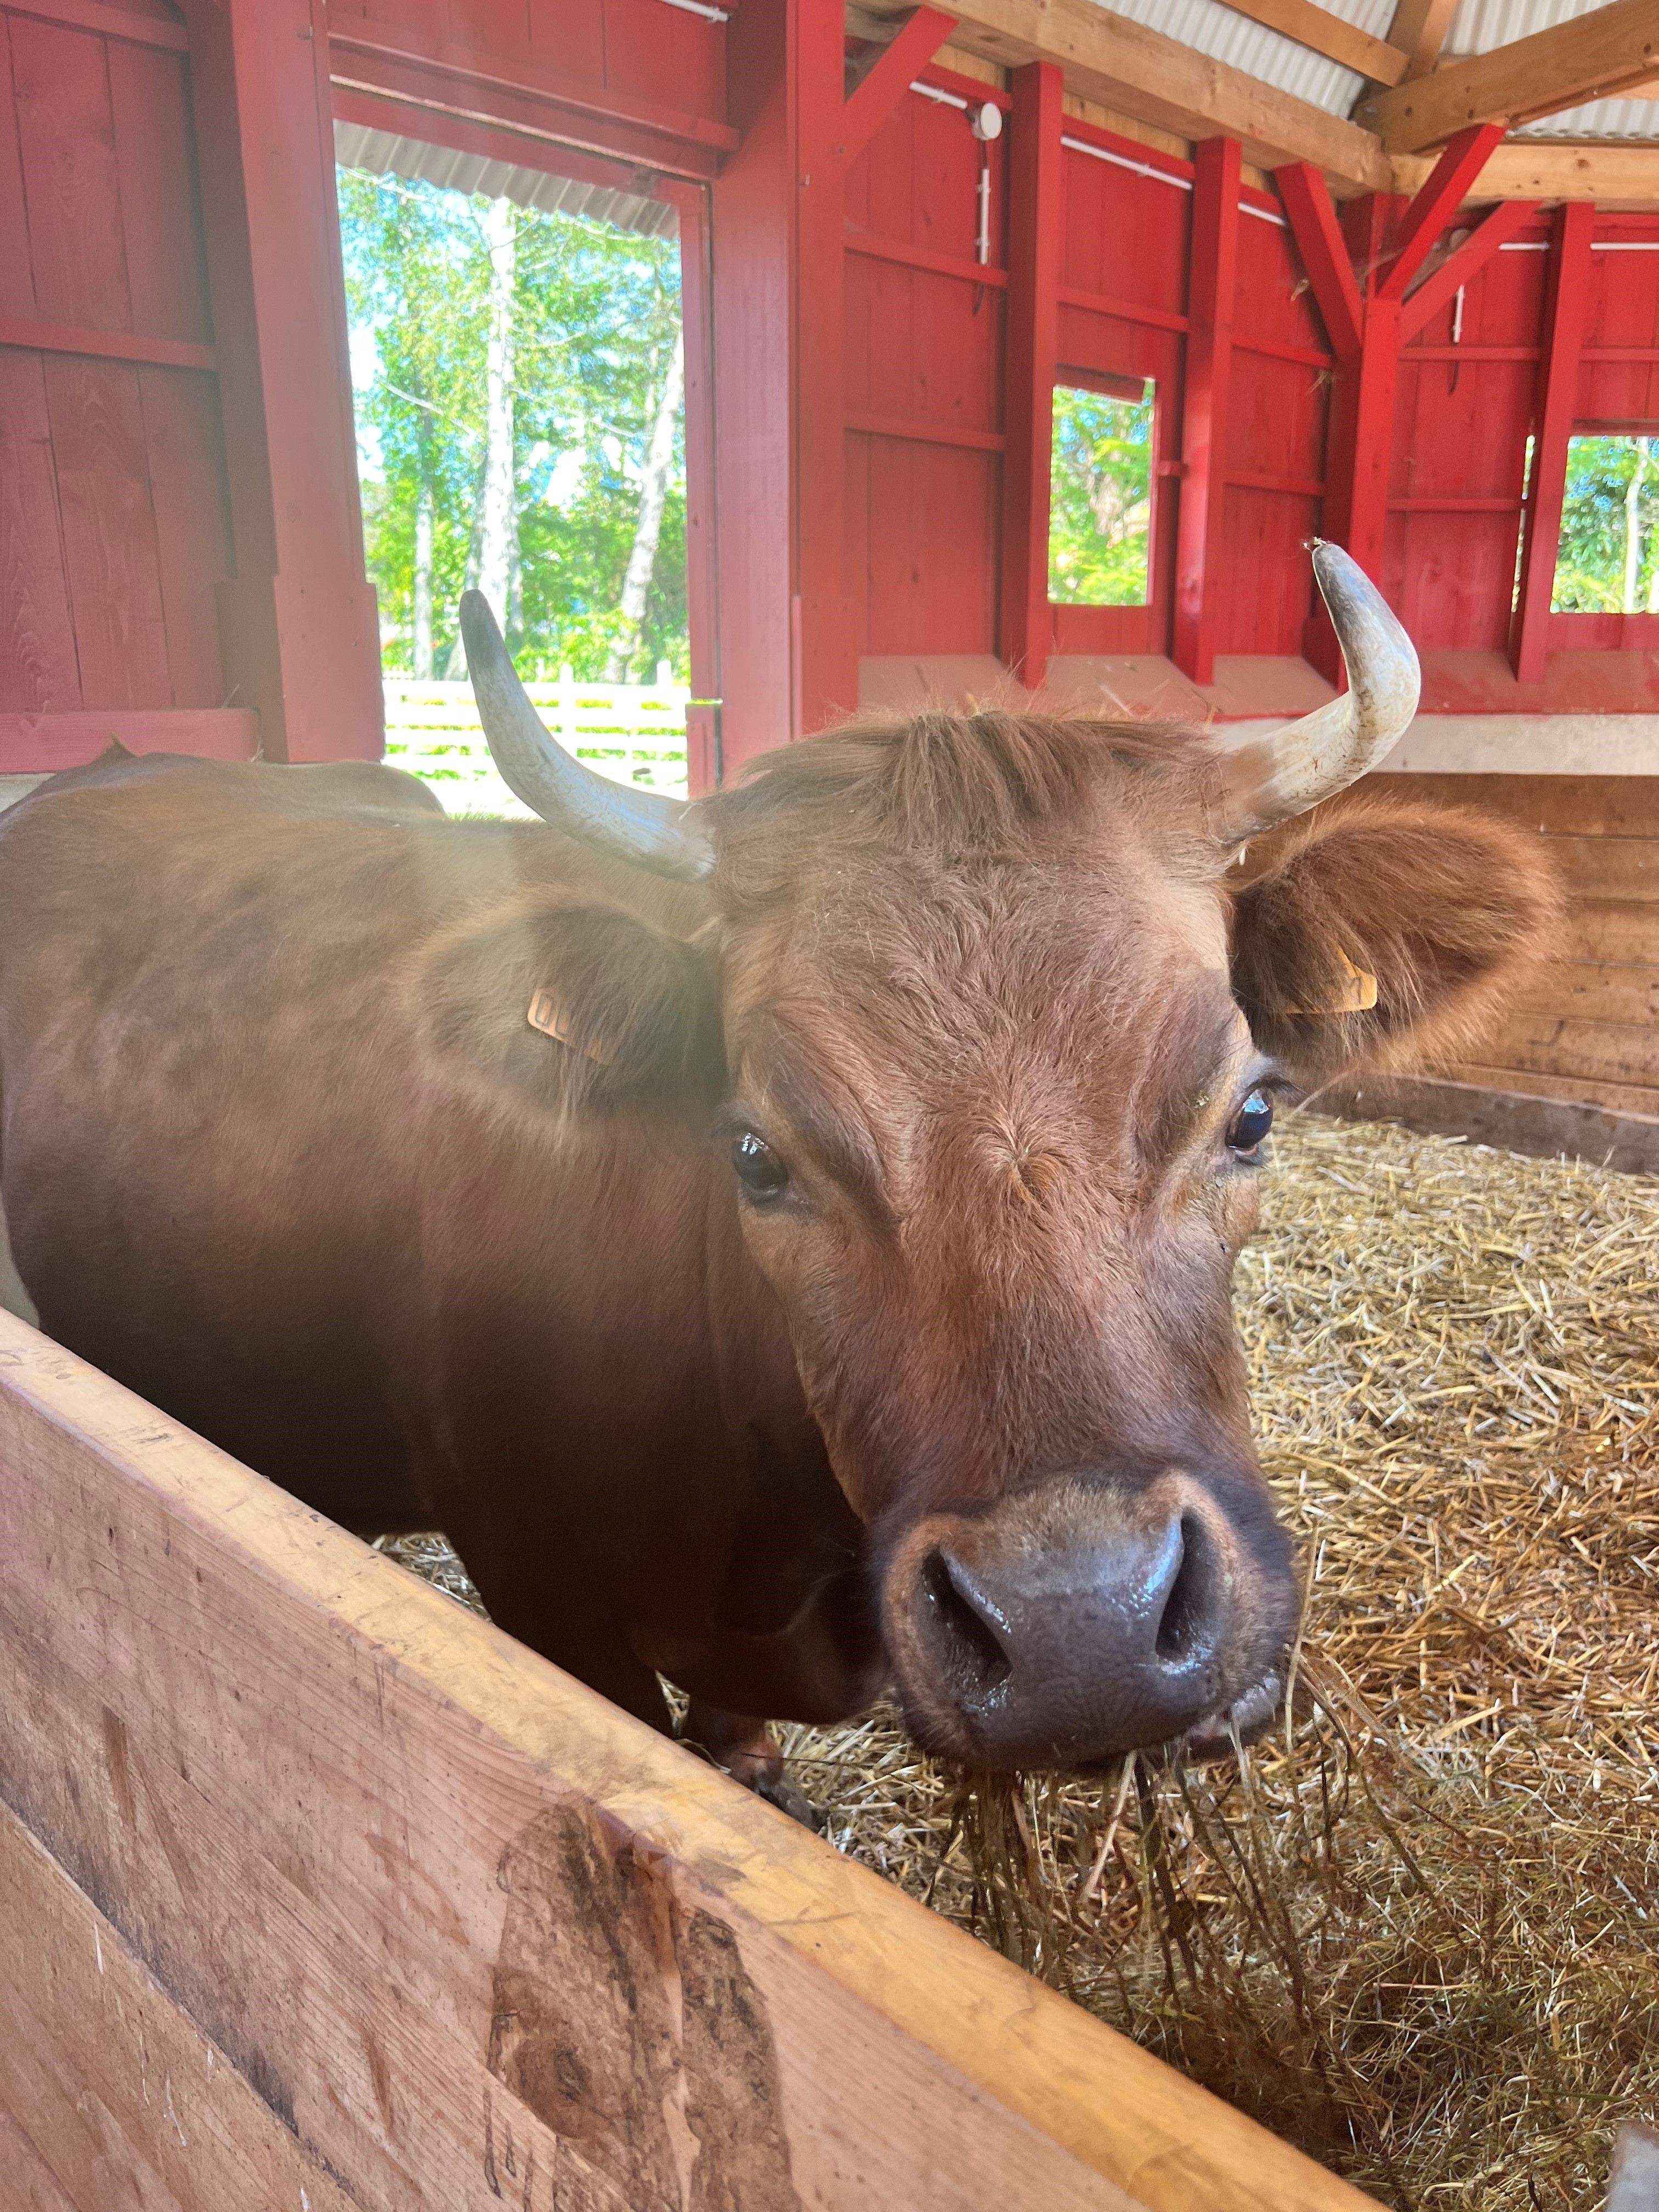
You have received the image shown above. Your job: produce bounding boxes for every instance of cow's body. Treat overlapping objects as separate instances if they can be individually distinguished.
[0,561,1559,1790]
[0,753,876,1743]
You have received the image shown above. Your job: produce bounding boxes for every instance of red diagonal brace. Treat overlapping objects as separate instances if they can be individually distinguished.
[1398,196,1543,343]
[1378,121,1506,302]
[1276,162,1364,359]
[841,6,955,165]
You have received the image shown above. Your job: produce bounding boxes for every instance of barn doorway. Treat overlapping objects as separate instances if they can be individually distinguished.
[335,127,694,809]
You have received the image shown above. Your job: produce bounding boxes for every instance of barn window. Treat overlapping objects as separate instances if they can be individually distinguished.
[1551,432,1659,613]
[1047,377,1155,607]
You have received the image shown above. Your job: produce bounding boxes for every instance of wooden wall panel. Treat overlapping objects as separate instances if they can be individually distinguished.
[851,433,1001,655]
[1579,226,1659,424]
[1215,483,1322,654]
[0,348,78,713]
[1,4,233,728]
[1379,773,1659,1114]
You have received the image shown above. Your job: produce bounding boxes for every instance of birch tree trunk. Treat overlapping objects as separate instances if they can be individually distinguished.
[605,335,684,682]
[1624,437,1651,615]
[447,195,520,676]
[413,472,434,679]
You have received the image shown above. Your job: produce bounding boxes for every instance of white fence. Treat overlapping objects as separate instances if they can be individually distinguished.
[383,669,690,814]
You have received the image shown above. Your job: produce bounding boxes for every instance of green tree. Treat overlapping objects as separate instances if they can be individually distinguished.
[1047,383,1154,606]
[1553,434,1659,614]
[337,170,688,681]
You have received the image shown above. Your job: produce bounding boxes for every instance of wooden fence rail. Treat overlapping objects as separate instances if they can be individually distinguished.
[0,1310,1374,2211]
[385,674,691,812]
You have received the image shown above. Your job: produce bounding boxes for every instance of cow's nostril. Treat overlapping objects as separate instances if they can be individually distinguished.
[918,1547,1013,1703]
[1154,1514,1219,1664]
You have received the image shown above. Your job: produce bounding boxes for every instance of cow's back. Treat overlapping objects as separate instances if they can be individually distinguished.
[0,755,704,1529]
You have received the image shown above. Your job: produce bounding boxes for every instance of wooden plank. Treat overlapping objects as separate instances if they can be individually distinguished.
[1311,1076,1659,1172]
[1545,834,1659,902]
[0,347,80,713]
[847,229,1011,290]
[0,318,216,370]
[793,0,854,733]
[1378,123,1507,303]
[1509,204,1592,684]
[136,365,232,708]
[1206,0,1407,83]
[1,0,188,52]
[998,59,1063,687]
[0,2107,81,2212]
[847,411,1007,450]
[105,38,212,347]
[0,20,38,318]
[1374,771,1659,837]
[0,707,257,766]
[0,1313,1375,2212]
[1430,139,1659,200]
[1479,1011,1659,1090]
[1276,162,1364,358]
[0,1801,359,2212]
[1517,961,1659,1025]
[1172,136,1241,685]
[1357,0,1659,153]
[855,0,1393,193]
[1383,0,1457,80]
[41,354,168,707]
[843,6,955,163]
[1449,1062,1659,1120]
[1396,197,1542,344]
[1562,902,1659,967]
[8,14,133,333]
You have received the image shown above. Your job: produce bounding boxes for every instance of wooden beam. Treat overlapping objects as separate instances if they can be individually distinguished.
[1214,0,1408,86]
[1381,0,1457,81]
[0,709,259,772]
[1276,162,1365,357]
[1397,195,1542,342]
[1357,0,1659,152]
[1000,61,1064,687]
[1510,201,1593,684]
[0,315,216,373]
[1401,138,1659,201]
[0,0,188,52]
[843,5,955,159]
[0,1312,1376,2212]
[1173,137,1244,685]
[854,0,1394,192]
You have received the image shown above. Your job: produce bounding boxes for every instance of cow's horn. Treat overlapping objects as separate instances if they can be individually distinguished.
[460,592,713,882]
[1215,543,1419,838]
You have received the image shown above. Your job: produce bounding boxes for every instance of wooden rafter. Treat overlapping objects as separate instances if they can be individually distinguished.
[1214,0,1408,86]
[1382,0,1457,81]
[1357,0,1659,153]
[1395,138,1659,201]
[843,6,955,159]
[850,0,1393,190]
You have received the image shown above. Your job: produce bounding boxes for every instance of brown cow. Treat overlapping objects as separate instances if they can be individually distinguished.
[0,550,1555,1813]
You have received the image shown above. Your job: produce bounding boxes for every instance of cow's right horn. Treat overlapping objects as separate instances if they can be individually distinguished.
[1214,543,1419,838]
[460,591,713,882]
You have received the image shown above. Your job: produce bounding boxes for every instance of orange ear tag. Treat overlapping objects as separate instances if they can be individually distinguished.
[527,989,613,1064]
[1286,946,1379,1018]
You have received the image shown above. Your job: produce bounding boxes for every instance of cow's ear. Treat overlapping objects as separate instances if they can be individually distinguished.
[1228,796,1561,1085]
[416,894,725,1113]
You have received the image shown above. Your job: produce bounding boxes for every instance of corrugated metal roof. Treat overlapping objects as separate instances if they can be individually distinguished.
[1098,0,1659,142]
[332,122,680,240]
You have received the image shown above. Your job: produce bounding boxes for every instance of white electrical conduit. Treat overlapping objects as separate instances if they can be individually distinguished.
[658,0,730,18]
[1057,131,1284,226]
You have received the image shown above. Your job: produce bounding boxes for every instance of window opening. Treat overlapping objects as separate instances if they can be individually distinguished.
[1551,432,1659,614]
[336,142,689,808]
[1048,378,1154,607]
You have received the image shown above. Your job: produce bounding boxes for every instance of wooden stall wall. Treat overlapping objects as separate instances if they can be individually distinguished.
[0,0,251,771]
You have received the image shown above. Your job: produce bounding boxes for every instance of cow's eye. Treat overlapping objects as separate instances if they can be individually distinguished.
[1227,1088,1274,1154]
[731,1129,789,1199]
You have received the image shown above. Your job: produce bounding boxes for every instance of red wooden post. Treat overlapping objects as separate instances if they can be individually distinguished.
[1172,135,1242,686]
[1511,200,1594,685]
[180,0,382,761]
[999,60,1064,690]
[661,181,720,795]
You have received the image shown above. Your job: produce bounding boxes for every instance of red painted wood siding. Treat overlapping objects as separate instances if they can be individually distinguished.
[0,4,232,723]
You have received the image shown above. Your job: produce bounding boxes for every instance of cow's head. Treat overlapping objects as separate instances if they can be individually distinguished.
[458,552,1558,1770]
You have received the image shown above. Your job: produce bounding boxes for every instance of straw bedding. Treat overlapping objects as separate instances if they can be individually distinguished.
[382,1111,1659,2210]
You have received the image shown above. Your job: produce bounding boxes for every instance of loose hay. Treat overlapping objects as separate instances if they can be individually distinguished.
[384,1112,1659,2210]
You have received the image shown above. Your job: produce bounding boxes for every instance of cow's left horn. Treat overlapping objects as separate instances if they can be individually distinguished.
[1215,543,1419,838]
[460,592,713,882]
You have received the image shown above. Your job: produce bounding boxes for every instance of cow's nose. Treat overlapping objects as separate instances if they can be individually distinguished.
[906,1495,1233,1765]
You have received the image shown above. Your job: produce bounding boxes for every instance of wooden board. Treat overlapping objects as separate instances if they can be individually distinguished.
[1312,1076,1659,1173]
[0,1312,1376,2212]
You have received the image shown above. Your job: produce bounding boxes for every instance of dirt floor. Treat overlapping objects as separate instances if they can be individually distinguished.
[382,1111,1659,2211]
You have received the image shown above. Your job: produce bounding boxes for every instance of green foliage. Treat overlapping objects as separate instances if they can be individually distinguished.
[1047,383,1154,606]
[1551,434,1659,614]
[337,169,687,680]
